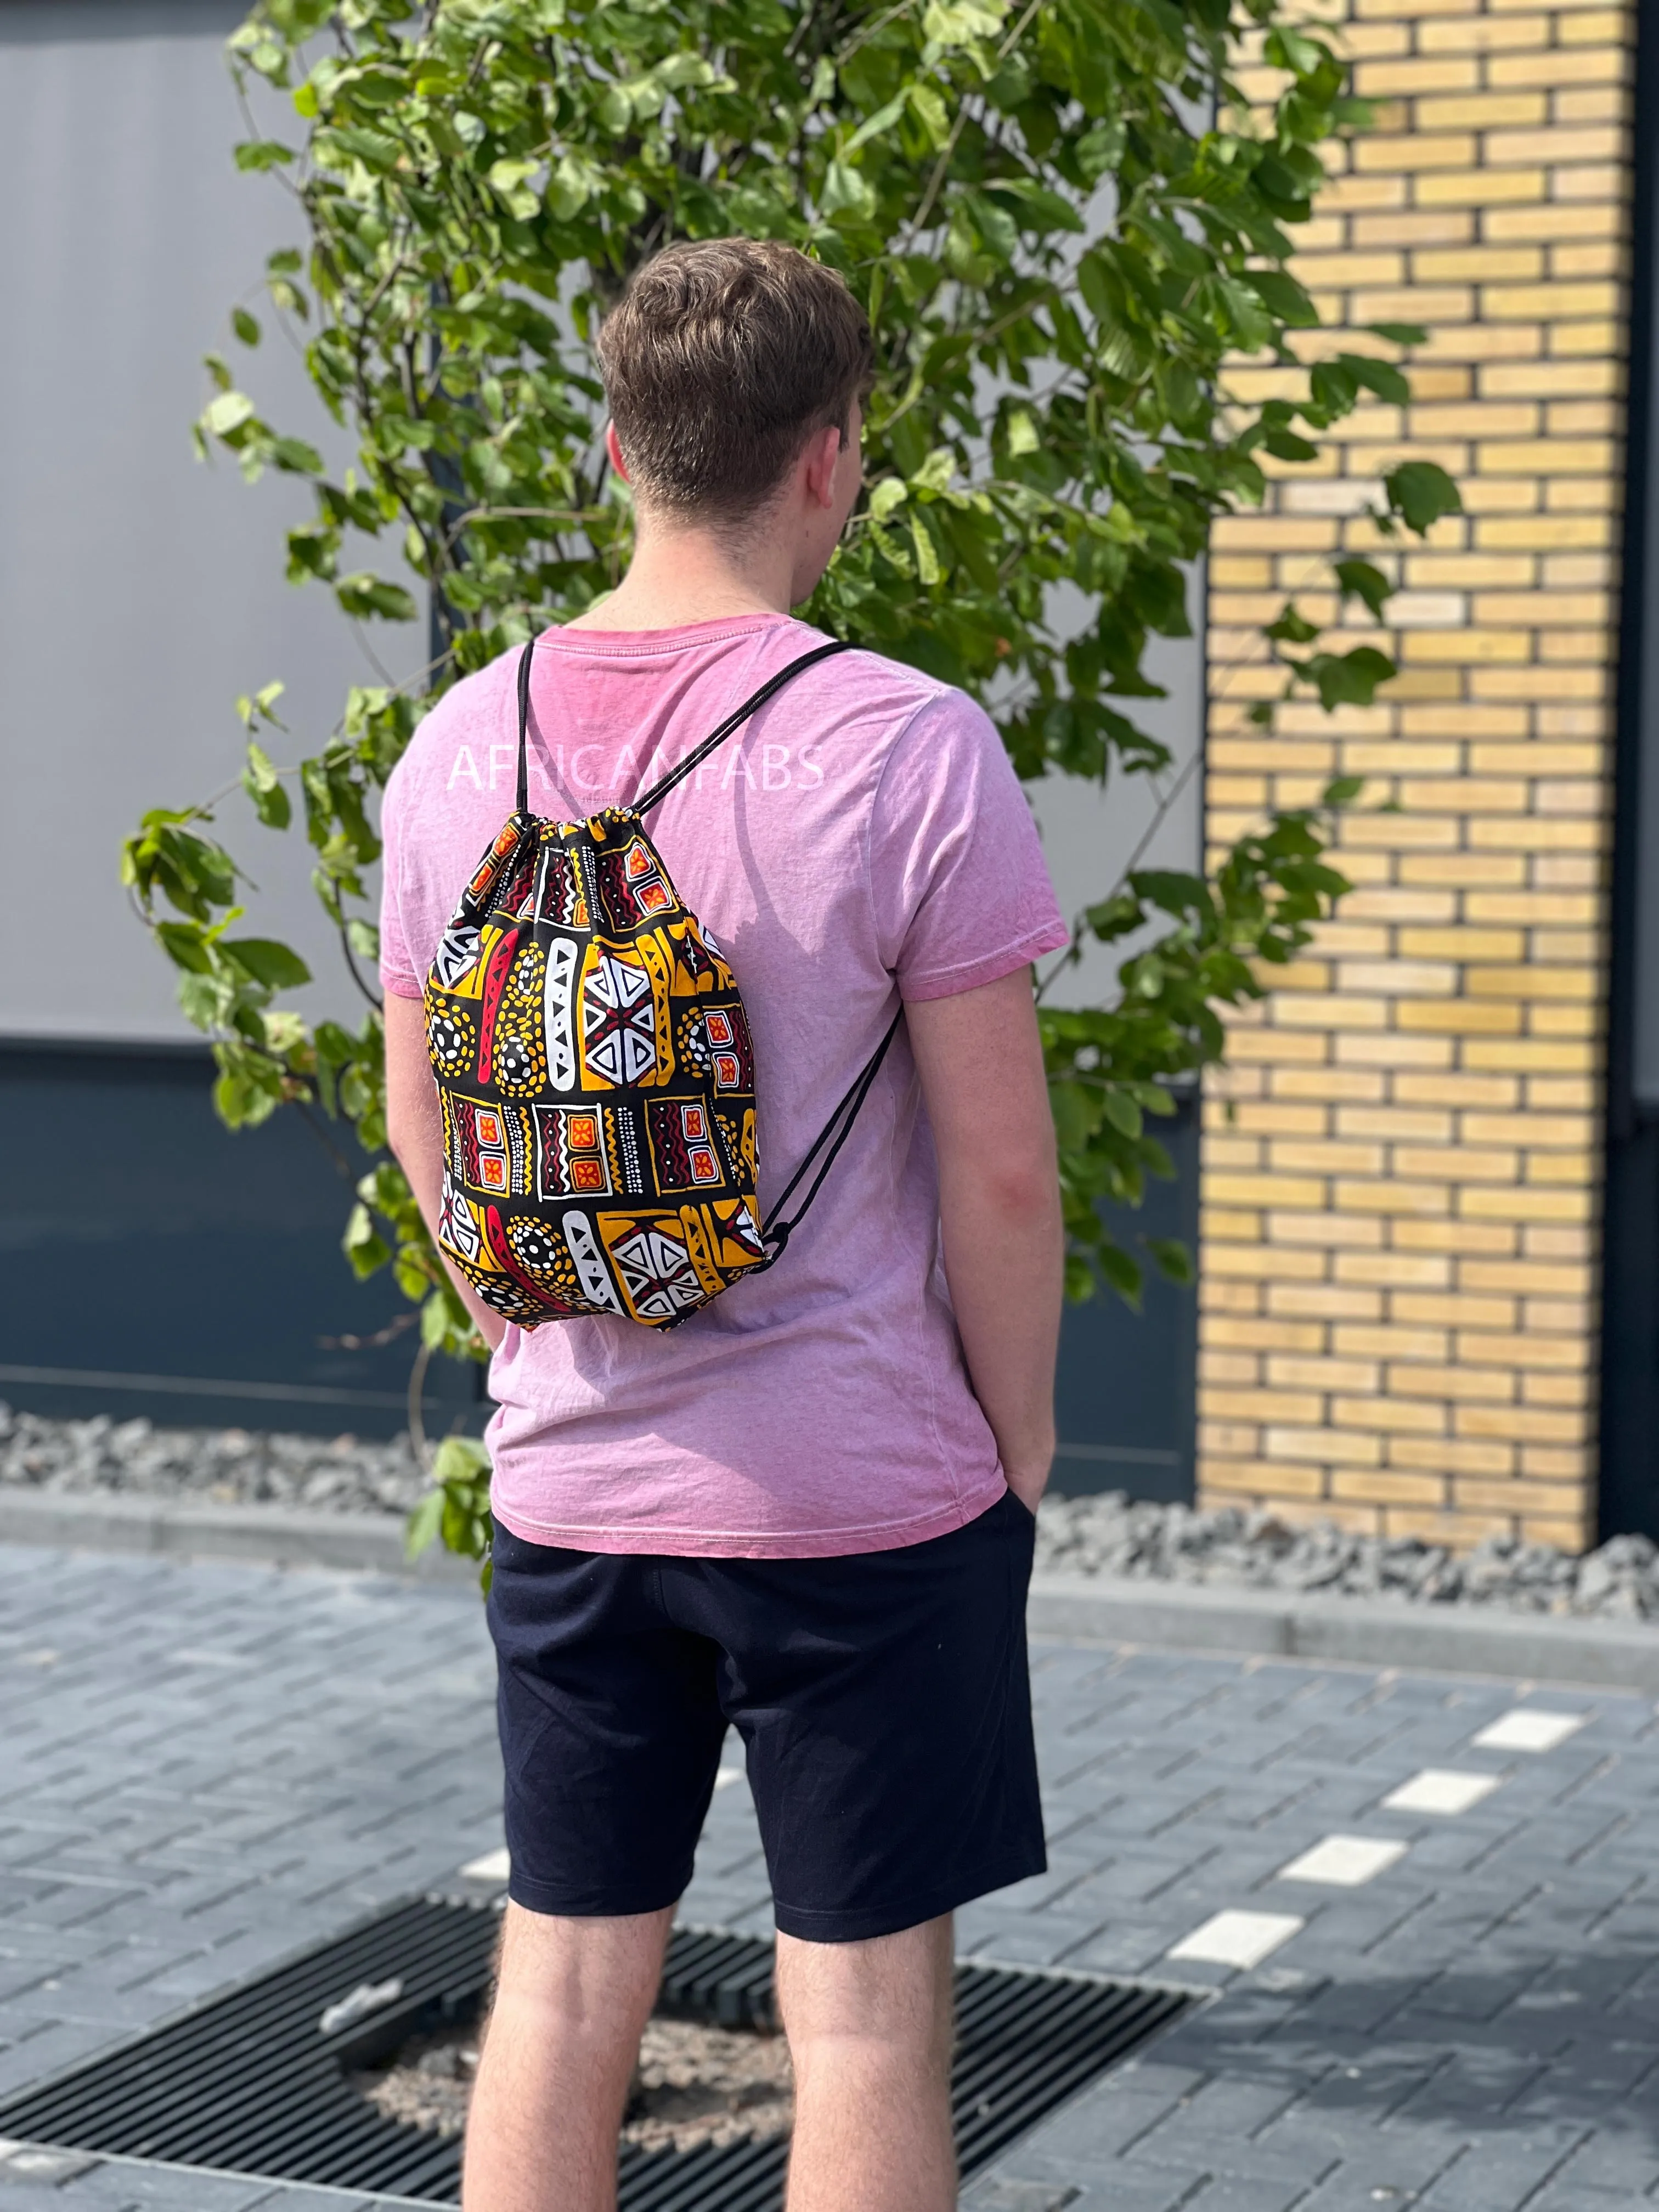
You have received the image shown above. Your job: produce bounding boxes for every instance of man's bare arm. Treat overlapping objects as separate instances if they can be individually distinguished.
[383,991,509,1352]
[905,967,1063,1511]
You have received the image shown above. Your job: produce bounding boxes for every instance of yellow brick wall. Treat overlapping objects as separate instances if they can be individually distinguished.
[1198,0,1637,1549]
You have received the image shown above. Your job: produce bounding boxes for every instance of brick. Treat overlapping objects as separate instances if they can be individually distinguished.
[1548,312,1626,353]
[1490,49,1630,92]
[1268,1283,1384,1319]
[1263,1425,1387,1466]
[1475,512,1615,546]
[1485,206,1626,250]
[1385,1435,1517,1476]
[1485,125,1627,163]
[1353,137,1479,174]
[1266,1209,1387,1248]
[1414,247,1548,285]
[1198,3,1623,1544]
[1353,57,1485,93]
[1354,210,1479,247]
[1330,1469,1450,1505]
[1386,1361,1516,1402]
[1396,1001,1525,1035]
[1200,1387,1329,1425]
[1393,1074,1520,1108]
[1414,167,1546,206]
[1417,11,1550,47]
[1335,1251,1455,1286]
[1330,1393,1449,1434]
[1414,91,1550,128]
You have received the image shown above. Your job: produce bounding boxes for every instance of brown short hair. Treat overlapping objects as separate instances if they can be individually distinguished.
[595,239,873,526]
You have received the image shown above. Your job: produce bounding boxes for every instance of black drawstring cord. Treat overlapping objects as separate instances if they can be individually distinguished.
[633,641,854,814]
[760,1009,904,1261]
[515,639,535,816]
[515,636,853,825]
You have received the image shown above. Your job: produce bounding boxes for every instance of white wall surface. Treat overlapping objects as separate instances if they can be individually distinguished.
[0,0,421,1041]
[0,0,1204,1041]
[1028,581,1205,1010]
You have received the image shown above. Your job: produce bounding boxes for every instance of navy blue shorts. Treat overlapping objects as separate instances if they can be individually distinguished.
[486,1489,1046,1943]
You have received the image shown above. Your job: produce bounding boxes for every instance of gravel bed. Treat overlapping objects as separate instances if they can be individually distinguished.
[0,1404,429,1516]
[5,1404,1658,1623]
[352,2017,793,2153]
[1035,1492,1659,1621]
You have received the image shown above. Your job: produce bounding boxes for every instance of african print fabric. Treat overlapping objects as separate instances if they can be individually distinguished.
[424,802,767,1329]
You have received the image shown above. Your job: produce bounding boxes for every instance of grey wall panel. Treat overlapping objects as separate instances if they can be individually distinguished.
[0,1038,482,1436]
[1026,574,1205,1009]
[0,0,421,1042]
[1025,578,1204,1504]
[1633,202,1659,1107]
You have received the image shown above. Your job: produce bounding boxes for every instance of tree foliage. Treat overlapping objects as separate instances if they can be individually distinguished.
[124,0,1459,1369]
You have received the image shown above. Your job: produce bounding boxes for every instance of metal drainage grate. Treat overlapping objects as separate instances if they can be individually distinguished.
[0,1897,1192,2208]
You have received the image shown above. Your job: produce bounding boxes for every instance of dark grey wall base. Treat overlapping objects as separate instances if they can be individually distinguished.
[1051,1098,1198,1506]
[0,1042,482,1440]
[1,1041,1194,1492]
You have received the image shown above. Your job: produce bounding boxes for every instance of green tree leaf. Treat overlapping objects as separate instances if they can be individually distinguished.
[123,0,1465,1577]
[1383,460,1463,534]
[222,938,311,989]
[1333,559,1392,621]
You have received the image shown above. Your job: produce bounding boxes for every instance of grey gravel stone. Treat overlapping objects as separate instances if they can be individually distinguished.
[0,1408,427,1520]
[1033,1492,1659,1623]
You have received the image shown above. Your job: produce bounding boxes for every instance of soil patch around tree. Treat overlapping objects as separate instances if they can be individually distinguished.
[350,2017,794,2154]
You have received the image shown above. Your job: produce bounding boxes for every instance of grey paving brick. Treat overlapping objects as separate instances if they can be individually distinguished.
[1296,2145,1463,2212]
[0,2191,109,2211]
[1523,2187,1645,2212]
[0,2148,99,2187]
[54,2163,278,2210]
[962,2179,1083,2209]
[1544,2130,1659,2193]
[7,1549,1659,2212]
[240,2190,385,2211]
[1187,2180,1318,2212]
[991,2175,1193,2212]
[1413,2127,1593,2210]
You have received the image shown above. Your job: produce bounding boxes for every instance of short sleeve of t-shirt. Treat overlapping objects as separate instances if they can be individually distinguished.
[378,682,478,1005]
[870,692,1069,1001]
[378,751,421,1002]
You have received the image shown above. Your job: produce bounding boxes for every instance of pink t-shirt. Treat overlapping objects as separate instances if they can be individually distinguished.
[380,613,1068,1558]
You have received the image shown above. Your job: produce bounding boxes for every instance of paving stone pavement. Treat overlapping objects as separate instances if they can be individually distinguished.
[1,1543,1656,2210]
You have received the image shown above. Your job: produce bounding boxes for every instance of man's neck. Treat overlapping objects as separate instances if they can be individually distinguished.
[567,521,794,632]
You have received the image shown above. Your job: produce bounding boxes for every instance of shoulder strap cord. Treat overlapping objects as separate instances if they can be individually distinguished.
[759,1007,904,1264]
[515,639,535,815]
[634,638,854,815]
[515,636,852,820]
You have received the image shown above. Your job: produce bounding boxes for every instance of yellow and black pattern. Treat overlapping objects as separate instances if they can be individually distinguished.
[424,804,766,1329]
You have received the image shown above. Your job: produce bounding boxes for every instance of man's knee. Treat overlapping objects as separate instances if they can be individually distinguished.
[490,1901,672,2037]
[775,1915,955,2073]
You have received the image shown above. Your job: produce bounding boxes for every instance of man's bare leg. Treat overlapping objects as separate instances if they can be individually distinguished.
[777,1914,957,2212]
[461,1900,673,2212]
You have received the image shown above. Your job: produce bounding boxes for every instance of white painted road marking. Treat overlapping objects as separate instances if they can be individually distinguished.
[1382,1769,1503,1816]
[1472,1709,1588,1754]
[459,1847,510,1882]
[1167,1910,1305,1970]
[1277,1835,1410,1887]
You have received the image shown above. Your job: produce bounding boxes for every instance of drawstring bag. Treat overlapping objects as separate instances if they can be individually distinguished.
[422,639,901,1329]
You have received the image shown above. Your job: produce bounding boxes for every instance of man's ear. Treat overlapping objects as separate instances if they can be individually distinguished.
[605,420,632,482]
[799,422,846,511]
